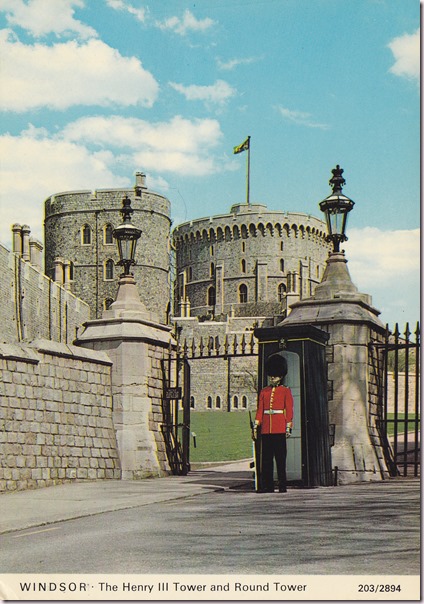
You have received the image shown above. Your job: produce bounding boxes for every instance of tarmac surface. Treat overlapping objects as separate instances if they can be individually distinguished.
[0,460,421,576]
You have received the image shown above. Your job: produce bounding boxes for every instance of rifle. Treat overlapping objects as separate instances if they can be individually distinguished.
[249,411,259,492]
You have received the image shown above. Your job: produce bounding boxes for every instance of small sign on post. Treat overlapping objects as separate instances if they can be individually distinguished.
[165,387,182,400]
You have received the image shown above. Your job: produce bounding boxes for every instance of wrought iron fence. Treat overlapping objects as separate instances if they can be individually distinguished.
[378,322,420,477]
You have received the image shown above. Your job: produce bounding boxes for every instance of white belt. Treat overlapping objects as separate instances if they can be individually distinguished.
[264,410,284,415]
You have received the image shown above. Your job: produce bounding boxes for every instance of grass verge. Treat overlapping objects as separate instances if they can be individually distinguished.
[189,411,253,463]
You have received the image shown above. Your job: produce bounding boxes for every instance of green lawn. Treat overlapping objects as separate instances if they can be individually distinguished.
[187,411,420,462]
[385,413,420,436]
[189,411,253,463]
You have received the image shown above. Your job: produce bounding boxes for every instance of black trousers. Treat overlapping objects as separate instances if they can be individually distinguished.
[261,433,287,491]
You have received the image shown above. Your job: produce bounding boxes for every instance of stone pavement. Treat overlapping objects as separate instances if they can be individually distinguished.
[0,460,252,534]
[0,460,420,601]
[0,460,420,544]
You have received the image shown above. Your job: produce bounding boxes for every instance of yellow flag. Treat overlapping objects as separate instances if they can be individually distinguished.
[233,137,250,154]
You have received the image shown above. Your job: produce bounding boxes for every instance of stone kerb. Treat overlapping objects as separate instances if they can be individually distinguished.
[0,340,120,492]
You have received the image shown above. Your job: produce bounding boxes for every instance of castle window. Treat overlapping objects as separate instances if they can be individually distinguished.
[104,298,114,310]
[104,224,114,245]
[233,395,239,409]
[210,262,215,277]
[242,395,248,408]
[190,396,195,409]
[208,286,216,307]
[207,396,213,409]
[242,241,246,253]
[188,267,193,281]
[69,261,74,281]
[278,283,286,302]
[104,259,114,280]
[280,241,284,251]
[210,245,214,256]
[280,259,285,272]
[239,284,248,303]
[241,259,246,273]
[216,396,221,409]
[82,225,91,245]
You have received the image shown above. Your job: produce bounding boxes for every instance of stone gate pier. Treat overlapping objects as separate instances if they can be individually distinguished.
[282,250,388,484]
[76,275,175,479]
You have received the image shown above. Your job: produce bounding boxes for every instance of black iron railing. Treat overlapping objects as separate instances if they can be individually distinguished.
[374,322,420,477]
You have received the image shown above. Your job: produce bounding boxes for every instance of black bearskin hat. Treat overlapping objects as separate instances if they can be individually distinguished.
[265,353,287,378]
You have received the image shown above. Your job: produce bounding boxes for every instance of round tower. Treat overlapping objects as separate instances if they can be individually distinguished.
[172,202,330,320]
[44,173,171,323]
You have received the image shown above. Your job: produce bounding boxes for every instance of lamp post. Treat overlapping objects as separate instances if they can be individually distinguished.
[107,194,148,316]
[113,195,142,277]
[311,165,358,301]
[319,165,354,253]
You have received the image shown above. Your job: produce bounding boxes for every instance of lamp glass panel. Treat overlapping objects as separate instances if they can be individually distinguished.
[120,237,136,262]
[328,209,346,237]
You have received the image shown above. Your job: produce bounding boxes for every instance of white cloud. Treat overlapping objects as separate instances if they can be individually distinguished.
[0,31,159,111]
[157,9,215,36]
[388,28,420,83]
[0,114,228,244]
[132,149,216,176]
[169,80,236,107]
[61,115,223,152]
[0,128,130,245]
[276,105,329,130]
[345,227,419,287]
[105,0,147,23]
[61,114,225,175]
[343,227,420,325]
[217,56,262,71]
[0,0,96,39]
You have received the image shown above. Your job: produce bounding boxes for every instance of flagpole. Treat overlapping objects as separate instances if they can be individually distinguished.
[246,136,251,205]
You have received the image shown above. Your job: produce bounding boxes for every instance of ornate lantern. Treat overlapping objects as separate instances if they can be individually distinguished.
[113,195,142,276]
[319,165,355,252]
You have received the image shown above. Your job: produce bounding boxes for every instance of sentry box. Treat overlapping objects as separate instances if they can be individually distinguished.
[254,323,333,487]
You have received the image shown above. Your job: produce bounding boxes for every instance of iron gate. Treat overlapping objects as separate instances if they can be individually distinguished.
[162,322,420,478]
[373,322,420,477]
[160,349,190,475]
[160,333,258,475]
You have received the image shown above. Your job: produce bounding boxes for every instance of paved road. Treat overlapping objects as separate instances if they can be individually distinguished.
[0,465,420,576]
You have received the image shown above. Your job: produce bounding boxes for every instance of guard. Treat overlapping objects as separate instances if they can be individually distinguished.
[254,354,293,493]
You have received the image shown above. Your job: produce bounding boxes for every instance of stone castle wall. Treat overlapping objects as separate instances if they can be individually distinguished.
[0,242,90,345]
[173,316,260,412]
[44,174,171,323]
[173,203,331,319]
[0,340,120,492]
[172,203,330,412]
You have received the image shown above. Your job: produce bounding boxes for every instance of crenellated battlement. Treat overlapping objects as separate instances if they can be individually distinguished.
[173,206,327,247]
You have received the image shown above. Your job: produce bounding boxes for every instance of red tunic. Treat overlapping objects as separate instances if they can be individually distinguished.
[255,385,294,434]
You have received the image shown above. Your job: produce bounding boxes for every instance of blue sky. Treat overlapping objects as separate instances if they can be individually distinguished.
[0,0,420,328]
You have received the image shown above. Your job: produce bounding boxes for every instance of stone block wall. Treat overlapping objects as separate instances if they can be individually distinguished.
[0,242,90,345]
[0,340,120,492]
[320,320,390,481]
[387,372,418,413]
[148,343,169,471]
[367,328,389,475]
[173,315,260,412]
[44,178,171,322]
[173,203,330,318]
